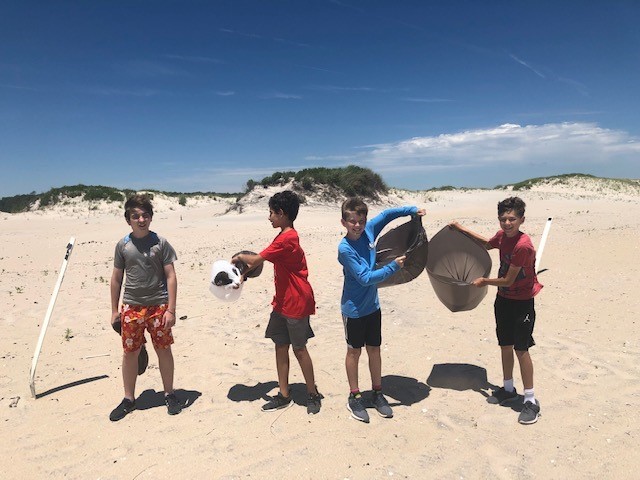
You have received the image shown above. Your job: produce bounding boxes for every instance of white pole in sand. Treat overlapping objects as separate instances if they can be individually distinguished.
[535,218,552,273]
[29,237,75,398]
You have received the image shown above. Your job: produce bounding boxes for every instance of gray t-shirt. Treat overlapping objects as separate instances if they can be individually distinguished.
[114,232,177,306]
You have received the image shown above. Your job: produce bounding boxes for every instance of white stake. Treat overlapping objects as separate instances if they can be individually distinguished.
[535,218,552,273]
[29,237,75,398]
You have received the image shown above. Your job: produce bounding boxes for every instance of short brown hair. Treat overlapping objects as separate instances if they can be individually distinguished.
[341,197,368,220]
[497,197,525,217]
[124,194,154,220]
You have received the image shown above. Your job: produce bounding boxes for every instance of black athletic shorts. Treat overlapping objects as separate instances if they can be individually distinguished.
[494,295,536,351]
[342,309,382,348]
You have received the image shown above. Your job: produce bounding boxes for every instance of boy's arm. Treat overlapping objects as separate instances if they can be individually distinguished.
[448,221,493,250]
[110,267,124,325]
[473,264,521,288]
[339,247,402,287]
[162,262,177,327]
[370,206,419,239]
[232,252,266,279]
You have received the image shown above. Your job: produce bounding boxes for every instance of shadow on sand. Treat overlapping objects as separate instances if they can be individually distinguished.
[35,375,109,399]
[135,388,202,411]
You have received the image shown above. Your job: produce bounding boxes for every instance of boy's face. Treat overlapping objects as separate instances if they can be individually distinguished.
[268,208,287,229]
[127,207,152,237]
[342,211,367,240]
[498,209,524,237]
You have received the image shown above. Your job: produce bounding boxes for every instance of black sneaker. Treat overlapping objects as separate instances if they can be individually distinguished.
[518,400,541,425]
[347,393,369,423]
[165,393,182,415]
[261,392,292,412]
[491,387,519,405]
[109,398,136,421]
[372,391,393,418]
[307,391,323,415]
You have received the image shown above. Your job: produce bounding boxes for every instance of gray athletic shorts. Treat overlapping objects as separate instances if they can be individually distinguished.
[265,311,314,349]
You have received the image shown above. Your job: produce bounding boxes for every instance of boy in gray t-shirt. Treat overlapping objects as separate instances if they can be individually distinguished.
[109,194,181,421]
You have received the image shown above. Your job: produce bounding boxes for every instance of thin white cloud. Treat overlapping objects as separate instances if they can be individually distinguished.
[82,86,160,97]
[216,90,236,96]
[261,92,303,100]
[356,123,640,173]
[163,54,223,64]
[219,28,310,48]
[509,54,546,78]
[401,97,453,103]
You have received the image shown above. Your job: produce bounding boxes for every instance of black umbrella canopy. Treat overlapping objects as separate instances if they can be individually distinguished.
[375,215,429,288]
[426,227,492,312]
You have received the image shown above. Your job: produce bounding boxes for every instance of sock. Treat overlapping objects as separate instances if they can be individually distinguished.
[524,388,536,404]
[372,385,382,392]
[503,378,515,392]
[350,389,360,397]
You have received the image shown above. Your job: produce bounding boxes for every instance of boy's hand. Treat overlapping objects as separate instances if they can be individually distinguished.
[111,311,120,326]
[416,208,426,216]
[394,255,407,268]
[162,309,176,328]
[449,221,462,230]
[472,277,487,287]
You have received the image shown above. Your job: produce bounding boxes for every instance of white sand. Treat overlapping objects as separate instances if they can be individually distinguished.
[1,185,638,479]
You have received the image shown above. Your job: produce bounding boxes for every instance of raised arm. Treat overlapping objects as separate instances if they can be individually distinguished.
[449,221,493,250]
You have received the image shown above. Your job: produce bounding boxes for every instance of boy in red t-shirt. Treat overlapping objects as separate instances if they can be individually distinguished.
[232,191,321,414]
[450,197,543,425]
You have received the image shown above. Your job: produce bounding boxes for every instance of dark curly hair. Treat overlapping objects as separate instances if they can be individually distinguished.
[268,190,300,221]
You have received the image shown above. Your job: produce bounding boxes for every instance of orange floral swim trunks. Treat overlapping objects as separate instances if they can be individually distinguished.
[120,304,174,352]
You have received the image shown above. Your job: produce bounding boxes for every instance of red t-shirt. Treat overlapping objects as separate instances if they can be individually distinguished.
[489,230,543,300]
[260,228,316,319]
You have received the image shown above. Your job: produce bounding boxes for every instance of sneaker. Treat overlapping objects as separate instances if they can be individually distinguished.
[518,400,541,425]
[347,393,370,423]
[372,391,393,418]
[109,398,136,421]
[307,391,322,415]
[165,393,182,415]
[261,392,292,412]
[491,387,519,405]
[137,344,149,375]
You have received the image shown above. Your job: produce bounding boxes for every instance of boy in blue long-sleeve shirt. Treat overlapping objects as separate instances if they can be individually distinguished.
[338,197,425,423]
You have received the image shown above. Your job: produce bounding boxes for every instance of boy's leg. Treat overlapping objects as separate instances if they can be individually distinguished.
[500,345,515,384]
[275,343,291,397]
[515,349,533,389]
[155,345,175,394]
[122,348,141,399]
[293,347,317,394]
[365,345,382,387]
[345,347,361,391]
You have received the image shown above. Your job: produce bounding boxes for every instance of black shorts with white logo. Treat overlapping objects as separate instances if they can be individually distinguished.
[494,295,536,351]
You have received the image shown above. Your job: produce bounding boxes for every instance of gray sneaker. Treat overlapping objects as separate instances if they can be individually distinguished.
[518,400,541,425]
[491,387,519,405]
[307,391,322,415]
[372,391,393,418]
[347,393,370,423]
[261,392,292,412]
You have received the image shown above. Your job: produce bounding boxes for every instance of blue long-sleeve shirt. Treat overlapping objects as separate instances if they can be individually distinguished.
[338,206,418,318]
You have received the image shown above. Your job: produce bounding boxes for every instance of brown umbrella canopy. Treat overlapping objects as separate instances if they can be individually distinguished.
[426,227,492,312]
[375,215,429,288]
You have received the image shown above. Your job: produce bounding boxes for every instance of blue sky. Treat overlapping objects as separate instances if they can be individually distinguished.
[1,1,639,196]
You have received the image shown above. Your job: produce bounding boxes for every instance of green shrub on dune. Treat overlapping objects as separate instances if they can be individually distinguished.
[245,165,388,199]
